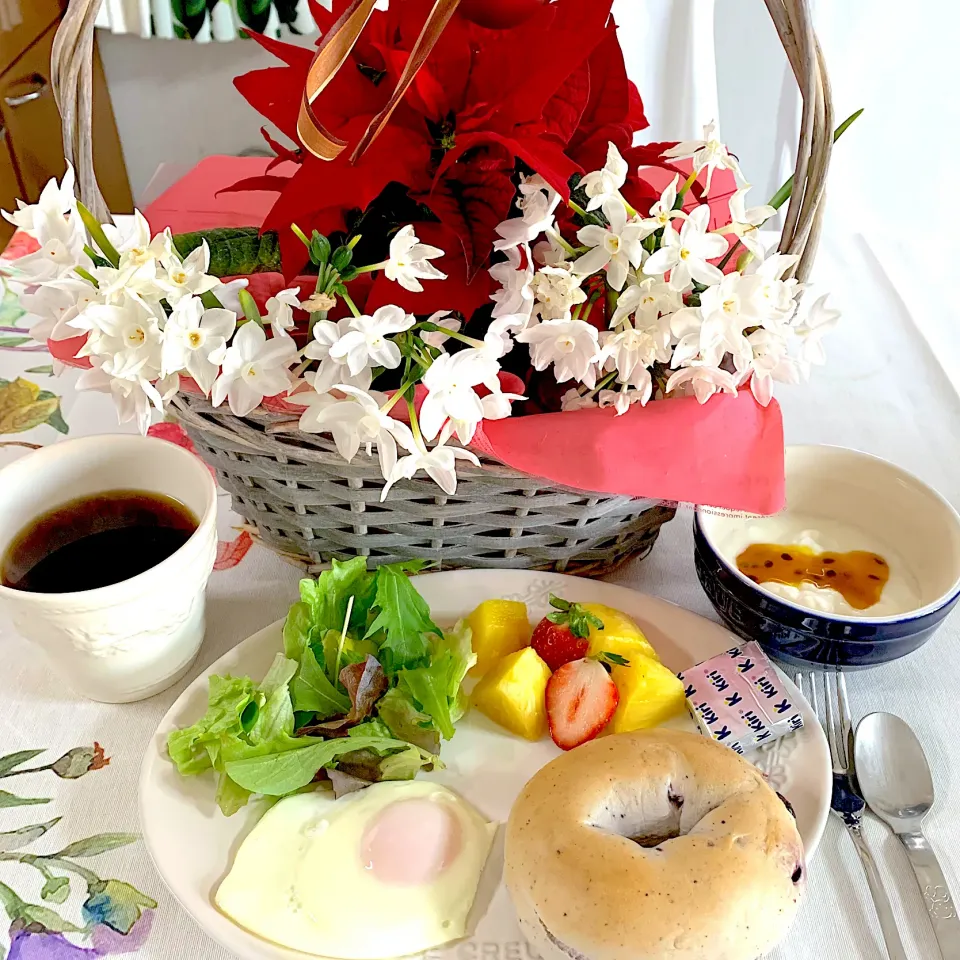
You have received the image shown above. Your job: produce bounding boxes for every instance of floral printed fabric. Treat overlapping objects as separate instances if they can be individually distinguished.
[95,0,319,42]
[0,746,157,959]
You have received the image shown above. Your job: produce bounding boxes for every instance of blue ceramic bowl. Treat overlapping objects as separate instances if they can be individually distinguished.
[695,446,960,668]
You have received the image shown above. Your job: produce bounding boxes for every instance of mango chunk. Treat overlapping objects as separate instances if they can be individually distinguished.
[607,656,687,734]
[581,602,661,665]
[472,647,551,741]
[467,599,531,678]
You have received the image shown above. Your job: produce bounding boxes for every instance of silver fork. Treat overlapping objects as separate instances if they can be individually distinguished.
[796,667,909,960]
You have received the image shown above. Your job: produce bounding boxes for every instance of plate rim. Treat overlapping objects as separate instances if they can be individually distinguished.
[139,569,830,960]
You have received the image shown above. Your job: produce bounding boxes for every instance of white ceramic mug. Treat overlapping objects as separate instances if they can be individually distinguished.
[0,434,218,703]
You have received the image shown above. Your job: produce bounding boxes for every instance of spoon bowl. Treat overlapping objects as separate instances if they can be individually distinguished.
[855,712,934,831]
[855,712,960,958]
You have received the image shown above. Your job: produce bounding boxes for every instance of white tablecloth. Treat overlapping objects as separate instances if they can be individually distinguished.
[0,227,956,960]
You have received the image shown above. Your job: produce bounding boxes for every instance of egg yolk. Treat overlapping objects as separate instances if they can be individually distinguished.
[361,798,463,886]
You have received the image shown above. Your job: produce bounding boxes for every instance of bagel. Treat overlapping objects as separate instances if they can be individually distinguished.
[504,729,804,960]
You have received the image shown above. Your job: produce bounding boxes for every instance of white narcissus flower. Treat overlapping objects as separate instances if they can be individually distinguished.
[580,142,629,211]
[531,266,587,321]
[157,239,219,304]
[698,272,754,362]
[533,233,571,268]
[483,314,528,359]
[495,177,561,251]
[329,305,416,375]
[741,253,802,326]
[599,385,649,415]
[599,324,670,385]
[384,225,447,292]
[3,165,76,239]
[110,212,168,269]
[21,277,100,343]
[737,329,801,406]
[643,205,727,292]
[419,348,503,444]
[561,388,598,411]
[210,277,249,317]
[71,295,164,378]
[76,359,178,434]
[304,316,372,394]
[573,199,646,291]
[265,287,301,339]
[161,296,236,395]
[421,311,462,349]
[297,386,413,481]
[669,302,747,371]
[636,174,686,238]
[727,186,776,259]
[489,245,534,321]
[517,318,601,388]
[665,363,739,404]
[381,431,481,501]
[611,276,683,326]
[794,293,840,367]
[661,121,745,195]
[211,321,298,417]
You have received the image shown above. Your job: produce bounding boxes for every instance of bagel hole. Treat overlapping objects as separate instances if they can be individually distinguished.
[585,783,684,849]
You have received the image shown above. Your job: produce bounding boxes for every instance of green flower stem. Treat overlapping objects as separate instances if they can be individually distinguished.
[290,223,311,249]
[341,291,362,319]
[352,262,385,276]
[568,200,590,218]
[380,379,418,417]
[199,290,224,310]
[237,289,262,326]
[417,324,484,350]
[547,228,578,258]
[675,170,700,201]
[76,202,120,268]
[74,267,98,288]
[407,398,424,447]
[584,371,617,399]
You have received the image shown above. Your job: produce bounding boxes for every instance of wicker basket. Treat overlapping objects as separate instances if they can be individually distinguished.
[54,0,833,575]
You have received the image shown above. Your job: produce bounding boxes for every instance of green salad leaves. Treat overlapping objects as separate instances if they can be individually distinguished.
[167,558,476,815]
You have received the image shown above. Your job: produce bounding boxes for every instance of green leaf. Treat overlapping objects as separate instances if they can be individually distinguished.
[250,655,297,744]
[599,652,630,667]
[397,620,476,742]
[0,790,49,808]
[290,647,351,719]
[216,772,251,817]
[44,404,69,435]
[21,902,85,933]
[0,335,31,348]
[348,719,393,739]
[365,565,439,672]
[377,687,440,755]
[76,201,120,267]
[0,749,44,775]
[166,675,258,776]
[302,558,374,639]
[53,833,138,858]
[225,736,437,796]
[283,601,313,661]
[377,744,436,781]
[0,818,61,853]
[40,875,70,904]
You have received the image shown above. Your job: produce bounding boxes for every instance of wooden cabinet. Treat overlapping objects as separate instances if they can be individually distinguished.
[0,7,131,246]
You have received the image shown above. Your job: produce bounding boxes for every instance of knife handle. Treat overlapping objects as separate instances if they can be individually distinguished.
[847,820,909,960]
[900,831,960,959]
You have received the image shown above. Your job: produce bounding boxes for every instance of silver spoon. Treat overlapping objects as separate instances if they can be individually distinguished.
[855,712,960,960]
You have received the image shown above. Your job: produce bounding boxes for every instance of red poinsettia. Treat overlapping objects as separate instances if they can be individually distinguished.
[229,0,648,305]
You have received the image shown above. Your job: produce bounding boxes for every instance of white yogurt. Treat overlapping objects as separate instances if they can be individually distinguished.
[714,514,923,618]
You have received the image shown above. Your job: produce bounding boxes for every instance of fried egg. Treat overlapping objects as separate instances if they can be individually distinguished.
[215,780,497,959]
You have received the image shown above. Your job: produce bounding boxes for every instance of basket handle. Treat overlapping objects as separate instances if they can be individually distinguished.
[54,0,833,278]
[52,0,112,223]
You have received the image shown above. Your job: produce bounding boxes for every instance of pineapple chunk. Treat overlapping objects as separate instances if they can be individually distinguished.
[472,647,551,741]
[467,599,531,678]
[607,657,687,734]
[581,602,661,666]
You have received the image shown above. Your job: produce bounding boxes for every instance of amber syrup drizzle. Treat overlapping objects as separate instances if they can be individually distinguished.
[735,544,890,610]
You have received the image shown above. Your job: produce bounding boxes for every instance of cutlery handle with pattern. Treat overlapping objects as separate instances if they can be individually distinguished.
[847,820,909,960]
[900,831,960,959]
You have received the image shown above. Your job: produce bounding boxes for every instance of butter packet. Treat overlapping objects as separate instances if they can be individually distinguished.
[677,642,804,755]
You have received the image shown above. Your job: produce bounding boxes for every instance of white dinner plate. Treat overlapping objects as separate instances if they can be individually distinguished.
[140,570,831,960]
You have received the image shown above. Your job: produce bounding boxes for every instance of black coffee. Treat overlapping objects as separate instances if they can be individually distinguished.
[1,489,198,594]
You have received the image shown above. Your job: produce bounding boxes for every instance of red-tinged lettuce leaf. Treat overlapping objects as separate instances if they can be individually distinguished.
[377,687,441,755]
[327,768,372,798]
[341,656,389,722]
[425,166,516,279]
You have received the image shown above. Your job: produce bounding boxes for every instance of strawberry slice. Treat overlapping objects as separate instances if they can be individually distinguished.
[545,658,619,750]
[531,595,605,671]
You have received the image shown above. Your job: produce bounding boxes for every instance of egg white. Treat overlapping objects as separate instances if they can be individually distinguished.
[215,780,497,959]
